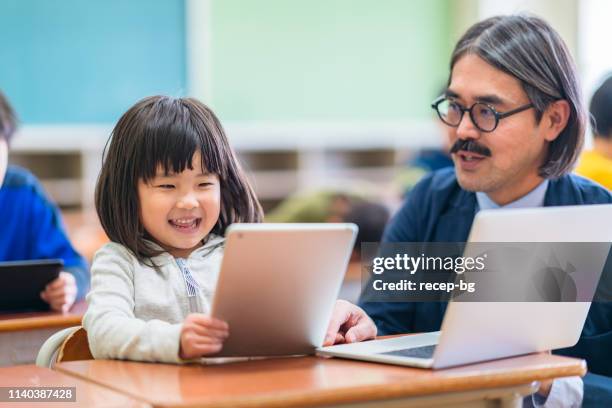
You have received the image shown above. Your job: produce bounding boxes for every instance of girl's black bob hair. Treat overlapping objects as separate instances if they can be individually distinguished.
[95,95,262,261]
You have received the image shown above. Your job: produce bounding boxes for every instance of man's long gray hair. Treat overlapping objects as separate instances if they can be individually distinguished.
[450,14,585,178]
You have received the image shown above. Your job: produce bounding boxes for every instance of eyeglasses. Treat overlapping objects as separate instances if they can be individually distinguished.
[431,96,534,132]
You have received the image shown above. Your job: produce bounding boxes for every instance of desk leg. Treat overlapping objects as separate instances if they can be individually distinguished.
[0,328,59,366]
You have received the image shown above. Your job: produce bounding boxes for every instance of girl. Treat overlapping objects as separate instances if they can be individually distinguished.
[84,96,262,362]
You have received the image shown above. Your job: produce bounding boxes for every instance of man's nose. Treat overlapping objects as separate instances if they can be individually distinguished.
[176,192,199,209]
[455,111,480,141]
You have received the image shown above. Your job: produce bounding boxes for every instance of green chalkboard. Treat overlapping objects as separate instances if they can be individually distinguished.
[210,0,452,121]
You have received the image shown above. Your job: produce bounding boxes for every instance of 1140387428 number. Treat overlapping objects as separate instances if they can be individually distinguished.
[0,387,76,402]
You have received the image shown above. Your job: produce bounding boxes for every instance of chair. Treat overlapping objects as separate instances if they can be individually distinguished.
[36,326,93,368]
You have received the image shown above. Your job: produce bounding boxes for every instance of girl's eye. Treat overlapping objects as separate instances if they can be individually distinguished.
[199,182,213,188]
[157,184,175,189]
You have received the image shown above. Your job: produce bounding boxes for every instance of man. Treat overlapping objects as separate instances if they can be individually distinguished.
[0,90,89,311]
[324,15,612,407]
[575,75,612,190]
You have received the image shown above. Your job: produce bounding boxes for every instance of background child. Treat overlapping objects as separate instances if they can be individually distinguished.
[0,89,88,311]
[84,96,262,362]
[575,74,612,190]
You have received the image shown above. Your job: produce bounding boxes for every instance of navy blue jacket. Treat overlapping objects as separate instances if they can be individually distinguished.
[0,166,89,299]
[359,167,612,377]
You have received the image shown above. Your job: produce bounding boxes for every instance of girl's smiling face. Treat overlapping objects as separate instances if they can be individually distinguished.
[138,152,221,258]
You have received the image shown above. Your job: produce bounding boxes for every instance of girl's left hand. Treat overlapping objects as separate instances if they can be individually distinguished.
[40,271,77,313]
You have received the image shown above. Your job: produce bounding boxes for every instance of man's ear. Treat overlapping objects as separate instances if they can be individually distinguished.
[541,99,570,142]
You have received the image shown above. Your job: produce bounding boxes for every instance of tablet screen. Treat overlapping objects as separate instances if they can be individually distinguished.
[0,259,63,312]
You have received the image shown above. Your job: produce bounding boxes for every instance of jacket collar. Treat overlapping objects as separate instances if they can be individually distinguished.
[435,174,573,242]
[544,175,580,206]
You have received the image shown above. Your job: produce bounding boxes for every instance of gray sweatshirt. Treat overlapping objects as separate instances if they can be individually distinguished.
[83,235,224,363]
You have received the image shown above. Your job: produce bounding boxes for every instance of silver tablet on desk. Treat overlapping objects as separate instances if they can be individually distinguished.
[210,223,357,357]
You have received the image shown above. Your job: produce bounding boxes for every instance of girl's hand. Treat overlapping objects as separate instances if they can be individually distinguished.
[40,271,77,313]
[179,314,229,359]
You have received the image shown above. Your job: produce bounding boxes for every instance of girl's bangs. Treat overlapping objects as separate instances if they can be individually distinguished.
[137,107,226,182]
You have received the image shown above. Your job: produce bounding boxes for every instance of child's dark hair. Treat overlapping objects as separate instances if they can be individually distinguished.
[590,74,612,139]
[0,90,18,143]
[95,95,263,261]
[344,200,390,252]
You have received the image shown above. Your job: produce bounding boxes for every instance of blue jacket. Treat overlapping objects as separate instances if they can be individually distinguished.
[359,167,612,377]
[0,166,89,299]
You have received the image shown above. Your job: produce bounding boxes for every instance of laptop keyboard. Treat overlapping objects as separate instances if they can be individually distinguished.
[378,344,437,359]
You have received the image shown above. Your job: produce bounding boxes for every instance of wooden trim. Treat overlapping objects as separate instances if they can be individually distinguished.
[0,300,86,332]
[0,315,82,332]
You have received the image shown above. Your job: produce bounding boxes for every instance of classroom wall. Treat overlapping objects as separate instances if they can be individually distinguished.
[203,0,453,121]
[0,0,186,124]
[1,0,452,125]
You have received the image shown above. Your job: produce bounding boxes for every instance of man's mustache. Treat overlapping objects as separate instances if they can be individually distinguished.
[449,139,492,157]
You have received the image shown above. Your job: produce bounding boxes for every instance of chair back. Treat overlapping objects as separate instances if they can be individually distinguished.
[57,326,93,363]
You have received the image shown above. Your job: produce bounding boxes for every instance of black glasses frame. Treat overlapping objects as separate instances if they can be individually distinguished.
[431,96,534,132]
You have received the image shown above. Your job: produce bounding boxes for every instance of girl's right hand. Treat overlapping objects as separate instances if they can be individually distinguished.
[179,314,229,359]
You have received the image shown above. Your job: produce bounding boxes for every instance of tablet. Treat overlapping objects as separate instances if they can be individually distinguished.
[211,223,357,357]
[0,259,63,312]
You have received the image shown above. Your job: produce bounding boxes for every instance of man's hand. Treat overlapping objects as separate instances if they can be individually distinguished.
[40,271,77,312]
[323,299,377,346]
[179,314,229,359]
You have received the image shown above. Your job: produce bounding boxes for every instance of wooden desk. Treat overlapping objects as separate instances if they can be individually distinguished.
[55,353,585,408]
[0,364,149,407]
[0,300,86,366]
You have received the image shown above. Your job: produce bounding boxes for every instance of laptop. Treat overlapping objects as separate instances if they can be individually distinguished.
[317,204,612,369]
[210,223,357,357]
[0,259,63,312]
